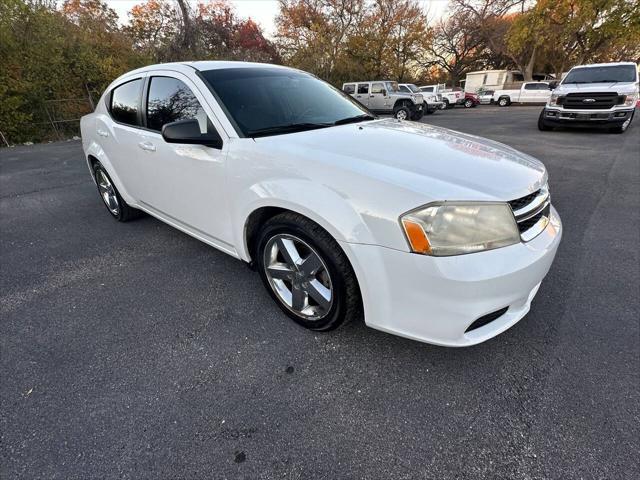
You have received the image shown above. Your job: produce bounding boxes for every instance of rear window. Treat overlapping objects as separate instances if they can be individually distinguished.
[343,84,355,94]
[563,65,637,84]
[110,79,142,126]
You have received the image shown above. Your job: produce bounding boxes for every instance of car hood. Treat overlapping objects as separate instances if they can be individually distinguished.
[556,81,638,94]
[256,119,547,202]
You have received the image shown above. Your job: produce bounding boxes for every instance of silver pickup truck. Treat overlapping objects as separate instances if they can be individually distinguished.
[342,81,424,120]
[538,62,638,134]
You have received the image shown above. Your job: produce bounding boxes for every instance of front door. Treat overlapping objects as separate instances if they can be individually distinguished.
[132,73,234,250]
[369,82,388,112]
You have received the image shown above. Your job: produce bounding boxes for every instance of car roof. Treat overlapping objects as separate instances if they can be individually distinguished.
[571,62,638,69]
[122,60,299,77]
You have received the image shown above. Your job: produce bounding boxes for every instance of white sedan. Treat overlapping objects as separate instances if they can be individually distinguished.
[81,61,562,347]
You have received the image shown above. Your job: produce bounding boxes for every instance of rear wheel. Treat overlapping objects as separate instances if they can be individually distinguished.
[464,99,474,108]
[92,162,140,222]
[256,212,362,331]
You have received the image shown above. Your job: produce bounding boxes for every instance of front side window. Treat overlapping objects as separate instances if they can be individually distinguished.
[343,84,355,94]
[563,65,637,84]
[200,68,371,137]
[386,82,399,92]
[110,79,142,126]
[357,83,369,94]
[146,77,211,133]
[524,83,536,90]
[371,83,385,94]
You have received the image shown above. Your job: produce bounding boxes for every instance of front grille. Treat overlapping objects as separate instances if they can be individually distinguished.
[517,203,550,233]
[466,307,509,333]
[508,187,551,241]
[508,191,539,211]
[559,92,624,110]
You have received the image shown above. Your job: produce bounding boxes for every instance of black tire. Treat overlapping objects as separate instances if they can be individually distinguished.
[464,99,474,108]
[92,161,141,222]
[537,110,553,131]
[256,212,362,332]
[609,111,634,133]
[498,97,510,107]
[426,107,435,115]
[411,109,424,121]
[393,104,412,120]
[440,99,449,110]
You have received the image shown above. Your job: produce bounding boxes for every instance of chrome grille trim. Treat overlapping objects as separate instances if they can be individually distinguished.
[508,185,551,242]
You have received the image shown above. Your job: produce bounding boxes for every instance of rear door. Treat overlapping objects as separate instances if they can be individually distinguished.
[354,83,370,108]
[98,76,147,200]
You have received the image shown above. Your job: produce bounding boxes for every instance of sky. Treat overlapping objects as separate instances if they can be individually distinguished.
[101,0,451,37]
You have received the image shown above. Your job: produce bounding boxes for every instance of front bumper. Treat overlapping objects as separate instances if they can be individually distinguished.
[543,106,634,125]
[341,206,562,347]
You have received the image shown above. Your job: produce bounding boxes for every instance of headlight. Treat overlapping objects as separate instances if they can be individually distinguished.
[548,93,561,105]
[400,202,520,256]
[623,93,638,107]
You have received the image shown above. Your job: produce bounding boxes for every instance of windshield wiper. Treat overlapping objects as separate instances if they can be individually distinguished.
[247,122,331,138]
[333,114,376,126]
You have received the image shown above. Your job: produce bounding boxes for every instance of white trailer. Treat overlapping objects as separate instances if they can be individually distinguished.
[464,70,525,93]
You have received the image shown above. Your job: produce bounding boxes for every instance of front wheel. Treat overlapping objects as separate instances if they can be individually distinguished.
[538,110,553,131]
[411,109,424,121]
[394,105,411,120]
[440,99,449,110]
[464,99,474,108]
[498,97,510,107]
[256,213,362,331]
[609,111,634,133]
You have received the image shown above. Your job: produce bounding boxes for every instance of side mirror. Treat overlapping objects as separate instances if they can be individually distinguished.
[548,81,558,90]
[162,119,223,149]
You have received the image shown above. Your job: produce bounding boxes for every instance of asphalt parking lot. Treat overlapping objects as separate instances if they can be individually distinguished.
[1,106,638,479]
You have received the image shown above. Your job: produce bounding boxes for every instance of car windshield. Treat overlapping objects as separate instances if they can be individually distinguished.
[405,84,420,93]
[200,67,373,137]
[563,65,637,84]
[386,82,399,92]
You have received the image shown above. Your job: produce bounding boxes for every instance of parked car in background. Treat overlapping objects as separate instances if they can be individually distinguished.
[493,82,552,106]
[399,83,443,114]
[419,84,463,109]
[539,61,638,134]
[343,81,424,120]
[464,70,525,93]
[81,61,561,347]
[477,89,495,104]
[463,92,480,108]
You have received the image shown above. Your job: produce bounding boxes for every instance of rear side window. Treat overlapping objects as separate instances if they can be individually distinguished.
[357,84,369,94]
[110,79,142,126]
[343,84,355,94]
[146,77,210,133]
[524,83,536,90]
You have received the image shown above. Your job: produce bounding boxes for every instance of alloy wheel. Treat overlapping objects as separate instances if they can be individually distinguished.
[396,109,408,120]
[263,234,333,320]
[96,169,120,216]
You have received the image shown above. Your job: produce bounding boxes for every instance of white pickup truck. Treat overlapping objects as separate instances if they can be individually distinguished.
[493,82,552,106]
[419,84,463,109]
[539,62,638,134]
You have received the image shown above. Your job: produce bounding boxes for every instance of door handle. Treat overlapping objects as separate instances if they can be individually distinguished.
[138,141,156,152]
[97,128,109,137]
[369,94,375,97]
